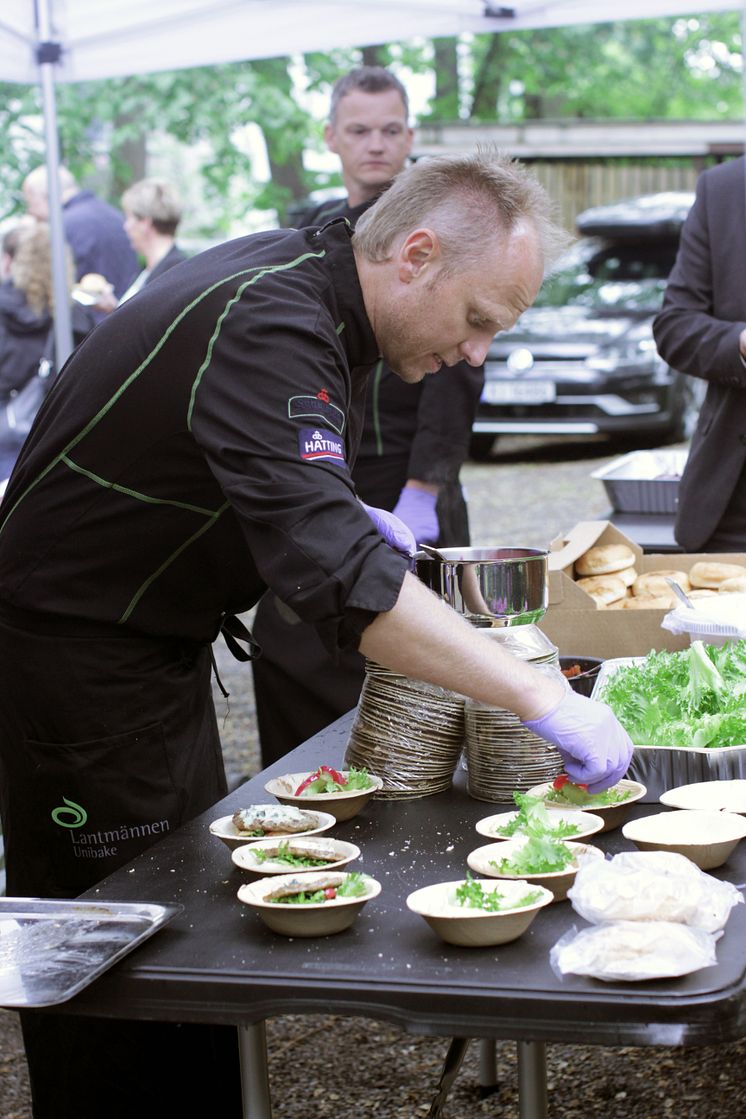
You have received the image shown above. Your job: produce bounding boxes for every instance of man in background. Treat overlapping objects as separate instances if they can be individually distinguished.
[23,164,138,301]
[252,66,485,765]
[653,155,746,552]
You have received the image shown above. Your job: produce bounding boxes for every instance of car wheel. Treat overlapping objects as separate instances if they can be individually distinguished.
[469,434,498,461]
[662,372,706,444]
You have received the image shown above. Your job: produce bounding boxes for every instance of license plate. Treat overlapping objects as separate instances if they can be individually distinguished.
[482,380,556,405]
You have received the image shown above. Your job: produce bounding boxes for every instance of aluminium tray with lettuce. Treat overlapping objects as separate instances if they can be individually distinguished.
[592,641,746,800]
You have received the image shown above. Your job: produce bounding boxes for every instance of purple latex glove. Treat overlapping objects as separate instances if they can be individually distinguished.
[522,689,633,792]
[392,485,439,545]
[360,500,417,557]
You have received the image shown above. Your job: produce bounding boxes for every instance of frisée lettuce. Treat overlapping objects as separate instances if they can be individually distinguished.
[496,792,581,838]
[598,639,746,748]
[489,835,576,875]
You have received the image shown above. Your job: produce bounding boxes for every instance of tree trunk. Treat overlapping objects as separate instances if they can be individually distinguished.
[470,36,503,120]
[431,38,459,120]
[250,57,310,224]
[110,122,147,199]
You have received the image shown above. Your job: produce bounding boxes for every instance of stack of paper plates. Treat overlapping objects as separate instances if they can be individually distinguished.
[344,660,465,799]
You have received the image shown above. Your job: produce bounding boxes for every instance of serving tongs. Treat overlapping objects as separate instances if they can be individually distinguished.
[665,576,695,610]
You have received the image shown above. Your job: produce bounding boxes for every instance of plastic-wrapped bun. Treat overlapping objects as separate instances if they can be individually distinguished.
[567,850,742,933]
[551,920,721,982]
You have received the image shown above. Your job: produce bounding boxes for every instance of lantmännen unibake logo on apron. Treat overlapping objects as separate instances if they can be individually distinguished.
[51,796,171,861]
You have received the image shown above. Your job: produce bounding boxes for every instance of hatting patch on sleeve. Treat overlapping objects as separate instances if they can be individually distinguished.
[298,428,347,468]
[288,392,345,434]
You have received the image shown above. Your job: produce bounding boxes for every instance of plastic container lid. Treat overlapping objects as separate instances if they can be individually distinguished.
[661,594,746,646]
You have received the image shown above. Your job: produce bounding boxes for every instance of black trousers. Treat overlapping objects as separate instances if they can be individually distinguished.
[0,603,242,1119]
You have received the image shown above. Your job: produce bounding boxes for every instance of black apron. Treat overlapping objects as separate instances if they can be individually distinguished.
[0,602,242,1119]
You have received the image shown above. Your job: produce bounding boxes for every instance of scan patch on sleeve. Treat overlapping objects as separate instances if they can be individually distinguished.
[298,428,347,467]
[288,392,345,434]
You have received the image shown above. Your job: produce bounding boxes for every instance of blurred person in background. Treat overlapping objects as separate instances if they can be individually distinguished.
[252,65,485,765]
[117,177,189,304]
[22,164,138,305]
[79,177,190,314]
[0,221,94,479]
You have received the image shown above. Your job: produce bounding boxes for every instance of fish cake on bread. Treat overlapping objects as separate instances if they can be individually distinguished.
[575,543,636,577]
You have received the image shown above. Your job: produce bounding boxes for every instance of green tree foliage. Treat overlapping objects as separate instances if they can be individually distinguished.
[0,14,741,233]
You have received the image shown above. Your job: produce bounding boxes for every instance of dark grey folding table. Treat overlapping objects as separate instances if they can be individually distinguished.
[57,712,746,1118]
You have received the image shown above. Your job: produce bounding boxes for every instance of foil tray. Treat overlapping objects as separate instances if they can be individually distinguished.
[0,897,181,1008]
[592,657,746,802]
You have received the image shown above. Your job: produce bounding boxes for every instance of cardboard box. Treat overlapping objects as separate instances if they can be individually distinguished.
[538,520,746,659]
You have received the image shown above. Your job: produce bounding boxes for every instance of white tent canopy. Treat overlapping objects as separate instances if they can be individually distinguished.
[0,1,742,84]
[0,0,743,359]
[1,1,743,83]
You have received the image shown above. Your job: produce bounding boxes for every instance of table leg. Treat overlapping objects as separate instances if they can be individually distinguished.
[477,1037,499,1097]
[237,1021,273,1119]
[517,1040,547,1119]
[426,1036,471,1118]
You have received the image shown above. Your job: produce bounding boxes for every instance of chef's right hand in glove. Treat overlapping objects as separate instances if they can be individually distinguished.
[522,690,633,793]
[360,501,417,557]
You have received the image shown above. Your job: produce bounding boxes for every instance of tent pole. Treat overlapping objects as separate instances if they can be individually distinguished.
[36,0,74,366]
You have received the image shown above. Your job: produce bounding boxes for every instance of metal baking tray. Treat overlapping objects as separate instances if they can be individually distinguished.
[591,449,687,514]
[0,897,181,1008]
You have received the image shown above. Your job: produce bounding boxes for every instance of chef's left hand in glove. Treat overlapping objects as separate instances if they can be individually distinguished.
[522,689,633,792]
[392,485,439,546]
[360,501,417,557]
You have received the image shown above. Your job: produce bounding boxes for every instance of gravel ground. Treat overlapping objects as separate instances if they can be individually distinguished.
[5,435,745,1119]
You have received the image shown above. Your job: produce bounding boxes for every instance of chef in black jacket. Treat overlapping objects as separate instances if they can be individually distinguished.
[0,149,632,1119]
[253,66,485,763]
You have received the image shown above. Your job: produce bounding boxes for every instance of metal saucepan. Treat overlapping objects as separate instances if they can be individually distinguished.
[413,546,549,627]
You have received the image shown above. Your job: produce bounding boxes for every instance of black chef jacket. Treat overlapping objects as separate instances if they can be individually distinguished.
[0,219,411,1119]
[0,220,409,651]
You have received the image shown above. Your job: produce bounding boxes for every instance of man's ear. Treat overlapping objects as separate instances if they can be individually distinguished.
[323,122,337,154]
[398,228,440,283]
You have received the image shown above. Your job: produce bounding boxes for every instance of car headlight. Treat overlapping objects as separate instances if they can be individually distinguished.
[584,322,661,374]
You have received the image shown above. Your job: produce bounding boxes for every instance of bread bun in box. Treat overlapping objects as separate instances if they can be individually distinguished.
[575,544,636,577]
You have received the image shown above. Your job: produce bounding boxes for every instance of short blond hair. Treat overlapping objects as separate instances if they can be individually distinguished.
[121,178,183,235]
[352,147,567,272]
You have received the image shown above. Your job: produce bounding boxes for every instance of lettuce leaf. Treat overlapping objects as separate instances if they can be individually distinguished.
[489,835,575,875]
[496,792,580,838]
[599,639,746,748]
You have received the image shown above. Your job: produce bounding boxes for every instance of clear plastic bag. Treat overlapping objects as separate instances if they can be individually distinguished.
[551,920,721,982]
[567,850,743,933]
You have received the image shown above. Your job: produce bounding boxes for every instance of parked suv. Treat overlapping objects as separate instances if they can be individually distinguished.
[470,191,703,459]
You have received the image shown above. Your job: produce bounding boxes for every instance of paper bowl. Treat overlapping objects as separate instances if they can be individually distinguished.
[406,878,553,947]
[660,779,746,815]
[622,809,746,870]
[231,836,360,876]
[475,808,605,843]
[525,778,646,833]
[237,871,381,937]
[467,839,604,902]
[264,770,383,822]
[209,807,336,851]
